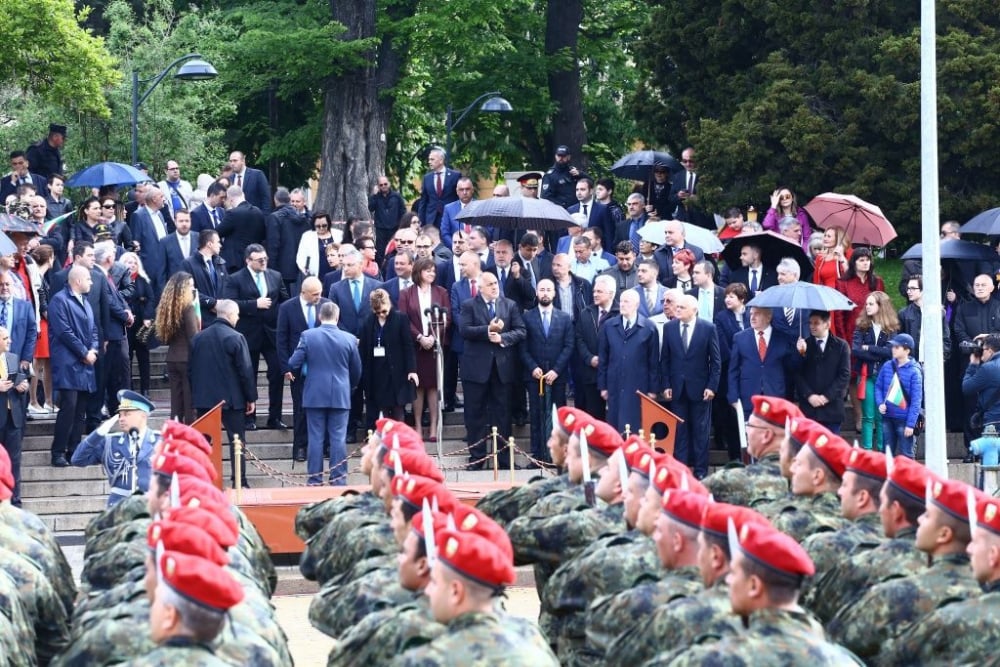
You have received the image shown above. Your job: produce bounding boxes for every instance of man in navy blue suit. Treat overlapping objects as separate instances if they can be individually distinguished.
[416,147,460,227]
[0,273,37,372]
[158,208,197,287]
[440,177,476,247]
[519,279,573,463]
[0,150,48,200]
[660,295,721,478]
[328,246,382,440]
[446,250,482,412]
[190,181,227,233]
[728,306,802,416]
[598,290,660,434]
[130,187,171,294]
[567,178,615,252]
[182,230,228,328]
[228,150,272,213]
[277,277,329,462]
[381,250,414,306]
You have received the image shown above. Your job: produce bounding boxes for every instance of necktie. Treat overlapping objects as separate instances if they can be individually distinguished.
[542,310,550,337]
[785,307,794,325]
[750,269,759,294]
[523,261,535,288]
[0,354,7,410]
[255,271,264,297]
[500,268,507,290]
[582,203,588,217]
[682,323,689,352]
[817,338,825,353]
[211,208,221,229]
[352,280,361,310]
[236,173,242,187]
[598,309,607,326]
[208,257,217,288]
[687,172,693,192]
[624,319,631,332]
[470,279,477,298]
[307,302,316,327]
[488,301,495,319]
[435,172,443,196]
[0,301,7,329]
[646,289,654,311]
[757,331,767,361]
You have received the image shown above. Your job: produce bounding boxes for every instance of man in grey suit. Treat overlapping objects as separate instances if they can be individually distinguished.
[288,302,362,485]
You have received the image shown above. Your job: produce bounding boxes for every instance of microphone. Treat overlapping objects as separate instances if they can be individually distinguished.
[128,427,140,441]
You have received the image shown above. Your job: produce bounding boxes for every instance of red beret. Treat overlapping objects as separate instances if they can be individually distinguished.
[391,474,457,513]
[845,448,887,483]
[163,505,239,549]
[736,520,815,578]
[929,478,974,523]
[0,446,12,498]
[160,421,212,457]
[556,407,590,435]
[158,550,244,611]
[153,451,214,484]
[789,416,819,447]
[975,497,1000,536]
[621,436,656,476]
[158,440,217,481]
[650,453,708,496]
[376,418,422,445]
[580,419,623,458]
[147,520,229,566]
[699,502,768,539]
[437,527,515,589]
[887,455,932,504]
[660,489,710,530]
[803,424,850,479]
[176,475,230,510]
[414,506,513,561]
[751,395,802,428]
[383,449,444,482]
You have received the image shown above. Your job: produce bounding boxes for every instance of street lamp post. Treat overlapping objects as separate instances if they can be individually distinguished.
[444,91,513,164]
[131,54,218,166]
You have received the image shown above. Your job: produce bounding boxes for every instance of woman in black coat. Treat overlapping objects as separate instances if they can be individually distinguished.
[121,251,156,395]
[359,288,417,428]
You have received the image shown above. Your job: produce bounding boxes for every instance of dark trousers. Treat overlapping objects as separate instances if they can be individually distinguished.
[248,343,283,424]
[528,381,567,458]
[291,377,307,457]
[713,363,741,461]
[166,361,194,423]
[201,407,248,485]
[463,362,512,465]
[128,324,151,394]
[104,338,131,413]
[349,387,364,431]
[53,389,88,457]
[0,416,23,506]
[444,349,459,405]
[85,353,106,431]
[672,394,713,478]
[574,382,606,422]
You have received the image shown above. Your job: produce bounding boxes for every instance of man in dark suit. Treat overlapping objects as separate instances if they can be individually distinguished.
[460,272,527,468]
[794,310,851,433]
[660,295,721,478]
[634,260,667,318]
[223,243,289,431]
[728,306,802,416]
[770,259,810,341]
[447,250,483,412]
[218,186,267,274]
[288,302,362,485]
[328,246,382,439]
[668,147,713,230]
[0,326,30,506]
[228,150,272,213]
[190,300,257,486]
[598,290,660,434]
[440,176,476,247]
[277,277,329,462]
[130,187,172,294]
[653,219,706,287]
[688,260,726,323]
[520,280,573,463]
[567,178,615,252]
[94,242,134,415]
[0,274,37,372]
[727,244,777,299]
[416,147,460,227]
[575,275,618,421]
[48,266,99,467]
[381,250,414,306]
[158,208,197,287]
[266,186,311,292]
[0,150,48,200]
[182,230,228,328]
[190,181,227,233]
[516,233,551,287]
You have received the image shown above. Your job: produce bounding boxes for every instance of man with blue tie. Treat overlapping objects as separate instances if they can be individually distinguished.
[520,280,573,464]
[190,182,227,233]
[687,260,726,323]
[660,295,721,478]
[277,277,330,462]
[598,290,660,434]
[182,230,227,328]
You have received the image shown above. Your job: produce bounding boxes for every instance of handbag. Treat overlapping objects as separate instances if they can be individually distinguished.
[135,322,161,350]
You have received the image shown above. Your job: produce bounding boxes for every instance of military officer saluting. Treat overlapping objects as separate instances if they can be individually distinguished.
[71,390,159,506]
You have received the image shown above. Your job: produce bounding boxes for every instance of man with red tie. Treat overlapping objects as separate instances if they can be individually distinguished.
[727,306,801,417]
[416,147,460,228]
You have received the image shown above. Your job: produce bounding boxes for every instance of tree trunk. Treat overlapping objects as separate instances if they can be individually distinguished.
[545,0,588,165]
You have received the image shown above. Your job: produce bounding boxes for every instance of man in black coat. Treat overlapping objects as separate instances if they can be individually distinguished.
[227,151,272,213]
[368,176,407,262]
[158,208,197,287]
[223,243,289,431]
[189,300,257,486]
[266,187,311,292]
[24,123,66,182]
[793,310,851,433]
[181,230,228,328]
[575,274,618,421]
[218,186,266,273]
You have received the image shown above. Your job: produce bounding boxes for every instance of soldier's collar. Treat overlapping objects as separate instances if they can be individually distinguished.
[981,578,1000,594]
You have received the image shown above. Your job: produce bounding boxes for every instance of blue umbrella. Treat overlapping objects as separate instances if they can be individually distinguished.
[960,207,1000,236]
[610,150,682,181]
[65,162,149,188]
[747,282,856,312]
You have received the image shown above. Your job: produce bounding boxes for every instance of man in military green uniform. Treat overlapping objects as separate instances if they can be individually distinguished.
[828,476,982,661]
[703,395,797,506]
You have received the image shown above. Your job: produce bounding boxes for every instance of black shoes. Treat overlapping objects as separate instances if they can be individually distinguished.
[293,448,307,462]
[266,420,289,430]
[51,455,69,467]
[245,421,257,432]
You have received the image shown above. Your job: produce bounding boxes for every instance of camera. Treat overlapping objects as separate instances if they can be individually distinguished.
[960,340,983,356]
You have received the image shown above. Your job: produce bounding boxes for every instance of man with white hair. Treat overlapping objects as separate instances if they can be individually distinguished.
[598,289,660,433]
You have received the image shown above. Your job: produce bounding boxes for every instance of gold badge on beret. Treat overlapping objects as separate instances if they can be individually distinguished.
[933,481,943,498]
[165,556,176,577]
[740,524,750,542]
[583,424,595,437]
[760,401,771,414]
[151,525,162,541]
[815,434,828,448]
[461,514,479,530]
[987,504,998,522]
[445,536,459,558]
[849,450,860,463]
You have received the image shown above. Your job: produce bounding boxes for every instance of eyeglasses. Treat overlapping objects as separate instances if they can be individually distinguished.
[906,286,920,291]
[416,244,431,249]
[250,256,268,264]
[102,204,116,209]
[375,309,390,316]
[396,239,414,244]
[362,246,375,250]
[315,224,329,230]
[780,194,793,200]
[166,166,179,171]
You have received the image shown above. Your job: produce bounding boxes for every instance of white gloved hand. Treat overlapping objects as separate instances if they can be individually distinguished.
[96,415,118,436]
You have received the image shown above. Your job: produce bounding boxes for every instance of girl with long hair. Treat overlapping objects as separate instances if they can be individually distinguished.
[852,291,899,450]
[763,187,813,251]
[155,272,200,423]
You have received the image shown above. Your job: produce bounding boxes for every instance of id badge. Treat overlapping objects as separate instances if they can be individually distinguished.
[373,346,386,358]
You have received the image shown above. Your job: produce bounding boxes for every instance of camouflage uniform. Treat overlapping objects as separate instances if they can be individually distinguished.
[800,512,882,585]
[581,566,701,665]
[660,607,861,666]
[877,580,1000,665]
[296,491,382,541]
[754,492,849,543]
[702,453,789,507]
[605,578,739,667]
[0,522,75,616]
[314,521,397,585]
[116,637,231,666]
[0,503,76,607]
[309,562,410,639]
[328,593,445,666]
[827,552,981,661]
[477,473,571,527]
[300,501,390,582]
[0,568,35,667]
[804,526,922,623]
[0,547,70,664]
[389,611,559,667]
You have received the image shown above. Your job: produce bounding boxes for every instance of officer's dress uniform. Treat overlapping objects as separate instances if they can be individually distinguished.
[72,425,159,506]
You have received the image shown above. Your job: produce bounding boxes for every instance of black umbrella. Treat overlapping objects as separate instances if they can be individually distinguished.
[721,231,812,276]
[0,213,41,235]
[454,197,577,232]
[900,239,997,262]
[960,208,1000,236]
[610,150,682,181]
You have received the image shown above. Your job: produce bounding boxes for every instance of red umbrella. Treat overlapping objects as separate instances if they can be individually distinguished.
[802,193,897,247]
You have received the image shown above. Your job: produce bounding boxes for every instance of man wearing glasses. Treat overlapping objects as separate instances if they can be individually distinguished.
[368,176,406,262]
[156,159,193,218]
[669,147,714,230]
[223,244,290,431]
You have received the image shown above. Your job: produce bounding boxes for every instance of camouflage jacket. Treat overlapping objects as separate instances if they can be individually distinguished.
[0,503,76,609]
[51,604,153,667]
[84,495,149,543]
[300,501,389,581]
[877,581,1000,666]
[116,637,231,666]
[663,607,861,666]
[389,611,558,667]
[477,473,571,527]
[827,552,981,660]
[804,526,922,623]
[314,521,397,586]
[523,485,587,518]
[0,522,75,618]
[309,564,410,640]
[234,509,278,598]
[605,578,739,667]
[327,593,445,667]
[702,453,789,507]
[296,491,382,540]
[0,547,70,664]
[801,512,883,587]
[756,492,849,543]
[0,569,35,667]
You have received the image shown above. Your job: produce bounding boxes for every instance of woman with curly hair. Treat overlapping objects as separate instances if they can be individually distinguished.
[155,271,200,423]
[852,290,899,450]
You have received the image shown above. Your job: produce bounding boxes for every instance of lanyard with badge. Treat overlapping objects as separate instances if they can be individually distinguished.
[373,320,386,358]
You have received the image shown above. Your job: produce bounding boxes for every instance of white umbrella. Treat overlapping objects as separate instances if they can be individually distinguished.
[637,220,724,254]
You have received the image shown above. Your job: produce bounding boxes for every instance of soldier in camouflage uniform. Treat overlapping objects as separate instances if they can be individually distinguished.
[806,452,927,623]
[391,515,557,666]
[661,520,859,666]
[702,395,798,506]
[828,476,982,661]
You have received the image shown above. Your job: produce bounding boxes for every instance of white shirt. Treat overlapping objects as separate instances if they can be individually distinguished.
[417,286,433,335]
[146,206,166,240]
[754,325,773,347]
[300,297,315,325]
[177,233,191,258]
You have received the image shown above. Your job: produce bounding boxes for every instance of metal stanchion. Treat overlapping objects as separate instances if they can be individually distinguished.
[491,426,499,480]
[234,434,244,504]
[624,424,631,437]
[509,436,516,484]
[427,305,448,463]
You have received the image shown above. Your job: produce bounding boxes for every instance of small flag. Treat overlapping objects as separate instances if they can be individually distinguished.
[885,373,907,409]
[40,211,73,236]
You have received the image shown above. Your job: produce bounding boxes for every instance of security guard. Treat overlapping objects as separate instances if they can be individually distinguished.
[71,390,159,506]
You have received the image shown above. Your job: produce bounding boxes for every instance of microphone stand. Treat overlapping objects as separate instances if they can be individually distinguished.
[425,305,448,463]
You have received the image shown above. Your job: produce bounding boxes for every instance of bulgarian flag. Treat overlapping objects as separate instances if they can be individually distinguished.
[885,373,907,409]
